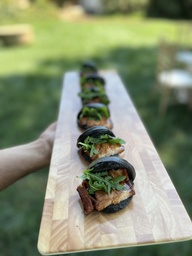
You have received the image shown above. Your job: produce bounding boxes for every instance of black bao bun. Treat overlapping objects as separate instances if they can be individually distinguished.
[88,156,136,213]
[81,61,97,72]
[89,156,136,181]
[77,126,115,147]
[77,126,115,162]
[81,73,105,87]
[77,103,112,130]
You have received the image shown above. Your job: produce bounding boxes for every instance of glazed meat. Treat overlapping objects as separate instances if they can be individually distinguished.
[77,184,95,215]
[83,142,125,161]
[79,117,113,129]
[95,183,135,211]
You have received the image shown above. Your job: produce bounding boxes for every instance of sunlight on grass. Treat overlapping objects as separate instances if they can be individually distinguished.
[0,13,179,76]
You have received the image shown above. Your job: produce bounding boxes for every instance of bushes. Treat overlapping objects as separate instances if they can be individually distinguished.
[103,0,149,14]
[147,0,192,20]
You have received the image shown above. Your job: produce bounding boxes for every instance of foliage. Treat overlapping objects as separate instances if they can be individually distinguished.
[0,0,57,24]
[0,0,20,22]
[103,0,149,14]
[50,0,70,7]
[147,0,192,20]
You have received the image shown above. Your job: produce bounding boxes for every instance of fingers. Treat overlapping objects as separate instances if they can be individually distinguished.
[46,122,57,132]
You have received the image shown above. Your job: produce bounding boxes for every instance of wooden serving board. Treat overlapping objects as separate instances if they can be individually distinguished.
[38,70,192,255]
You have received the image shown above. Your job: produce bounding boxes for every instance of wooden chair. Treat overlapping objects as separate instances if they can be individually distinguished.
[156,40,192,113]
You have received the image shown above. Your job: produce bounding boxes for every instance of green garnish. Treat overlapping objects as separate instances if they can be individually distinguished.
[79,106,109,120]
[79,168,126,194]
[78,134,125,157]
[81,78,103,88]
[80,76,88,85]
[78,87,110,105]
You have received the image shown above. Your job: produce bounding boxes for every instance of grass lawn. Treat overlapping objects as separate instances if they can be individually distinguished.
[0,4,192,256]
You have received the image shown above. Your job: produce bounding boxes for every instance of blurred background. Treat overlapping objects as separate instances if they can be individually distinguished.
[0,0,192,255]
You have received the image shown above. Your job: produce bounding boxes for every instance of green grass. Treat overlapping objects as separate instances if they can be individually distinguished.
[0,5,192,256]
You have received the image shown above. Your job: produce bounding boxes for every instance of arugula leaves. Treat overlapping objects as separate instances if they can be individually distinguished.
[79,106,109,120]
[78,87,110,105]
[81,78,103,88]
[79,168,126,194]
[78,134,125,157]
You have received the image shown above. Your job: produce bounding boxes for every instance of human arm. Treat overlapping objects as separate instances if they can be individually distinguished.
[0,122,57,191]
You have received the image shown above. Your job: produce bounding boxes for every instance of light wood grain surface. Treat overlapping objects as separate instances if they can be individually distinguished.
[38,70,192,255]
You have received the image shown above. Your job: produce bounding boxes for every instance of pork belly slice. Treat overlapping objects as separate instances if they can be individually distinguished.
[95,183,135,212]
[84,142,125,161]
[77,184,95,215]
[79,117,112,129]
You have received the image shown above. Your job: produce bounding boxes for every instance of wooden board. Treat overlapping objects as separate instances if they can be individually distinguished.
[38,70,192,255]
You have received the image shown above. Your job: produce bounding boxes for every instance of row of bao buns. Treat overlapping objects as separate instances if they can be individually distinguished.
[76,61,136,215]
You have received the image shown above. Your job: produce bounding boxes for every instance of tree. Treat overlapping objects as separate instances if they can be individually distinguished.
[147,0,192,20]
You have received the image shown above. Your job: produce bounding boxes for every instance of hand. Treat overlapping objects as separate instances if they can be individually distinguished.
[39,122,57,148]
[39,122,57,164]
[0,122,57,191]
